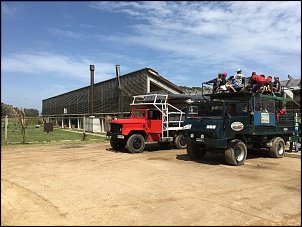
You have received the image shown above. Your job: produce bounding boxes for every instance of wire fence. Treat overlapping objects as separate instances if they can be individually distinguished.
[1,116,106,145]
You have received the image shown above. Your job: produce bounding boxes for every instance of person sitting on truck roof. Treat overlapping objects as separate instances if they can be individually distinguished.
[227,68,245,92]
[217,72,227,92]
[273,77,281,95]
[241,72,257,92]
[205,75,218,93]
[208,72,227,93]
[256,74,267,93]
[243,73,266,93]
[261,75,274,95]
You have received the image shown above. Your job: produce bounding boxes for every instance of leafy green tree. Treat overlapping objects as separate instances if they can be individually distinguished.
[24,108,39,117]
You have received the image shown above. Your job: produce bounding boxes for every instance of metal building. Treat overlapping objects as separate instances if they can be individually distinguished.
[42,65,184,132]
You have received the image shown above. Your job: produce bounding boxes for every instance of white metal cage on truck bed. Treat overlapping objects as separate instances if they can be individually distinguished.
[130,94,185,139]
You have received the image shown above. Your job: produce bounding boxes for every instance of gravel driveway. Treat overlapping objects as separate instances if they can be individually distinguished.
[1,142,301,226]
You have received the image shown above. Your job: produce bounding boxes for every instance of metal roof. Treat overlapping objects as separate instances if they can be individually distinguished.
[280,79,301,88]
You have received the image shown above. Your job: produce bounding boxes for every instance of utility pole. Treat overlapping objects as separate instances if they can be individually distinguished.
[115,64,122,117]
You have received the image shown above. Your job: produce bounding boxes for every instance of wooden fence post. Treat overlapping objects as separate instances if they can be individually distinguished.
[5,115,8,144]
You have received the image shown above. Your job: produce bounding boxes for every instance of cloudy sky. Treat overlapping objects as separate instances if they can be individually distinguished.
[1,1,301,114]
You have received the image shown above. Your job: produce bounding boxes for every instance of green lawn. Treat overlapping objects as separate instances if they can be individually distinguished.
[1,123,108,146]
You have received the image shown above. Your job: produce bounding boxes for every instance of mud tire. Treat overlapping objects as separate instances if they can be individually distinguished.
[187,143,206,159]
[225,139,247,166]
[174,134,187,149]
[269,137,285,158]
[126,134,145,153]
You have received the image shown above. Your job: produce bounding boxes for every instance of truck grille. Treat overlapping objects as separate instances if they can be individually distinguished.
[110,123,122,133]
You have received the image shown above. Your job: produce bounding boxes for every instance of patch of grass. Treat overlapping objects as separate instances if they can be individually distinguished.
[1,124,108,146]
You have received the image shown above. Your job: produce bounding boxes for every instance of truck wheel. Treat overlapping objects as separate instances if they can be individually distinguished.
[187,143,206,159]
[174,134,187,149]
[225,140,247,166]
[269,137,285,158]
[127,134,145,153]
[110,138,126,150]
[158,142,170,149]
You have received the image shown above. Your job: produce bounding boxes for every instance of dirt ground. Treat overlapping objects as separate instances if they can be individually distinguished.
[1,141,301,226]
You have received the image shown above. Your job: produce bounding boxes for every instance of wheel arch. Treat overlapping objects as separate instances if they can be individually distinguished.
[127,130,147,141]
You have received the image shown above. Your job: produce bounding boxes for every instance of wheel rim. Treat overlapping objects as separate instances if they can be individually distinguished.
[133,138,142,149]
[277,142,284,155]
[235,146,244,161]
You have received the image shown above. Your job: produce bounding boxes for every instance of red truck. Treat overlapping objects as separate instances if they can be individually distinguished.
[107,94,187,153]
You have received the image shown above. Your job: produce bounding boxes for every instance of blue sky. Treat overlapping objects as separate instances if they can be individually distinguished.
[1,1,301,114]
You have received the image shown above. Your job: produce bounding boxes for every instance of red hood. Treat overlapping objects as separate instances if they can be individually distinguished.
[111,118,145,124]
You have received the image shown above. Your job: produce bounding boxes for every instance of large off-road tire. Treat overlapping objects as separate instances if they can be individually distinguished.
[158,142,170,149]
[187,143,206,159]
[174,134,187,149]
[126,134,145,153]
[225,139,247,166]
[110,137,126,150]
[269,137,285,158]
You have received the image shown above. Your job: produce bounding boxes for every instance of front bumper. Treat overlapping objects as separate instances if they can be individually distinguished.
[183,136,227,148]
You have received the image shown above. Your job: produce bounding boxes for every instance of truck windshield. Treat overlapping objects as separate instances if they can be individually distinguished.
[132,109,146,118]
[187,103,223,119]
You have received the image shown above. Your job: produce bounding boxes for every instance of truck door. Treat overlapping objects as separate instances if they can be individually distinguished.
[147,110,162,133]
[225,102,250,137]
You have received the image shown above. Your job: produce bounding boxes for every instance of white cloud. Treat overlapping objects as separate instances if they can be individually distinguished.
[1,52,117,83]
[87,1,301,81]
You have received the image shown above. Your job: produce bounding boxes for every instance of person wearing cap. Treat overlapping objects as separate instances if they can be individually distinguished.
[227,68,245,92]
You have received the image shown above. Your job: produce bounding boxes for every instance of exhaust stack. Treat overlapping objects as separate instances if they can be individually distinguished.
[90,65,95,116]
[115,64,120,88]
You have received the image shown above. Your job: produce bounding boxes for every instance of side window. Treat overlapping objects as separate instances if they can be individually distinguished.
[188,106,198,117]
[133,110,139,117]
[140,110,146,118]
[228,104,236,116]
[241,103,250,116]
[236,103,249,116]
[149,110,160,120]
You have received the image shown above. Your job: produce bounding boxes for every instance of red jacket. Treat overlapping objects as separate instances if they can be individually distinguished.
[252,75,266,83]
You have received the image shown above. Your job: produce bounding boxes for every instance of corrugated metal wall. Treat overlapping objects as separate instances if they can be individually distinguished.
[42,69,149,116]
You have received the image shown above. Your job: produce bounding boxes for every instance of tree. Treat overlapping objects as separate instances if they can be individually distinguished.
[24,108,39,117]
